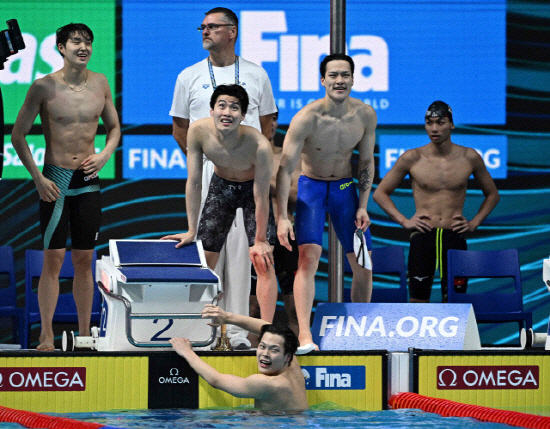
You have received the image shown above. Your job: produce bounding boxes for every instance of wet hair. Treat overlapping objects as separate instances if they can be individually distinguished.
[425,100,453,123]
[205,7,239,40]
[258,323,299,363]
[210,84,249,115]
[56,23,94,57]
[320,53,355,77]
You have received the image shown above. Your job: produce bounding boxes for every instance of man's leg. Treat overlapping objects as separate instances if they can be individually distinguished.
[205,251,220,270]
[408,231,436,303]
[293,243,322,348]
[283,294,299,336]
[71,249,96,337]
[37,248,65,351]
[248,272,261,347]
[274,234,299,335]
[346,251,373,302]
[255,249,278,323]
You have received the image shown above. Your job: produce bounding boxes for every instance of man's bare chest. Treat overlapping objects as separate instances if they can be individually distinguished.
[411,159,472,191]
[306,122,364,154]
[46,91,104,125]
[203,142,253,170]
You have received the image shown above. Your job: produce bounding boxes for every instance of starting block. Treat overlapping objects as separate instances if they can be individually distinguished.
[90,239,220,351]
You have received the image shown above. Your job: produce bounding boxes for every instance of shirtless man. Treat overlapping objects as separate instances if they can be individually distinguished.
[11,23,120,350]
[373,101,500,303]
[250,109,300,340]
[163,84,278,321]
[170,304,308,411]
[276,54,377,353]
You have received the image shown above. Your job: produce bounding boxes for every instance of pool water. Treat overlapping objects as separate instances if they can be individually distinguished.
[1,406,512,429]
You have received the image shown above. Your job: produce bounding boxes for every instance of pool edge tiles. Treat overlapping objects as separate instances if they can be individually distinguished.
[413,350,550,413]
[0,351,387,412]
[2,350,550,413]
[0,354,148,413]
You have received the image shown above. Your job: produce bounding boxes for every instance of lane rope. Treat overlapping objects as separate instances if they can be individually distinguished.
[0,405,127,429]
[389,392,550,429]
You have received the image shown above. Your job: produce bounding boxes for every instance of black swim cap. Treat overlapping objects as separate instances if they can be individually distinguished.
[425,101,453,123]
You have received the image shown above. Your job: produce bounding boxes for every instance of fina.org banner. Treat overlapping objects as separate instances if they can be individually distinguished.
[123,0,505,126]
[312,303,481,351]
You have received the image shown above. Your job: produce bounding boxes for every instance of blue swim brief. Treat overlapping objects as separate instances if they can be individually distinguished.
[295,175,372,254]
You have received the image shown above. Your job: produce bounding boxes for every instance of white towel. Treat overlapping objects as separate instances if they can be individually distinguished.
[353,228,372,270]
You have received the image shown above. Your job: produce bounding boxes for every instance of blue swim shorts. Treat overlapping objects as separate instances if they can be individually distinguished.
[295,175,372,254]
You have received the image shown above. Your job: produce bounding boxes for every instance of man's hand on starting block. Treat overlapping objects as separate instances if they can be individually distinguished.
[161,231,195,248]
[201,304,228,327]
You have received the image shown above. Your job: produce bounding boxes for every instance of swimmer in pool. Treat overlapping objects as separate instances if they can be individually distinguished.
[170,304,308,411]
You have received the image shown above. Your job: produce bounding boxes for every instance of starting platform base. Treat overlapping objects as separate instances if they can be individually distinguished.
[0,349,549,414]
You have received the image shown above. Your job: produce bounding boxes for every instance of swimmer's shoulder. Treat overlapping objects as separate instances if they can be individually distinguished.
[396,146,425,168]
[190,117,211,129]
[291,99,323,127]
[30,73,57,92]
[188,117,213,140]
[24,73,60,103]
[87,70,108,85]
[241,124,271,149]
[351,97,377,120]
[455,143,484,165]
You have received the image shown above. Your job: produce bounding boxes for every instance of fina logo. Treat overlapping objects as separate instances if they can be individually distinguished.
[301,366,365,390]
[302,368,311,386]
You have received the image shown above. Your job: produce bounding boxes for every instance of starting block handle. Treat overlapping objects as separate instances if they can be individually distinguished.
[98,281,218,348]
[131,313,212,319]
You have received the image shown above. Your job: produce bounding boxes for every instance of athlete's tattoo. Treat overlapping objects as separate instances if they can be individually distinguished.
[359,167,372,192]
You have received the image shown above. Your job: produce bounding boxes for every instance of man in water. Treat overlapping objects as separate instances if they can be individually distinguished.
[170,304,308,410]
[373,100,500,302]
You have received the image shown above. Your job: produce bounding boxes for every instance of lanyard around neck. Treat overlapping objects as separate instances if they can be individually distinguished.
[207,56,239,90]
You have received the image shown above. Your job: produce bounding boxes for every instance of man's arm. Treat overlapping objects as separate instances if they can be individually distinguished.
[275,112,308,250]
[355,106,377,231]
[171,303,276,399]
[251,137,275,271]
[170,337,275,400]
[259,114,273,140]
[201,304,268,335]
[451,149,500,234]
[161,124,203,247]
[173,117,190,156]
[11,80,60,202]
[81,75,121,175]
[373,150,432,231]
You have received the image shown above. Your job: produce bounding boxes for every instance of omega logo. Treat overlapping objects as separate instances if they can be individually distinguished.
[158,368,190,384]
[437,366,539,390]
